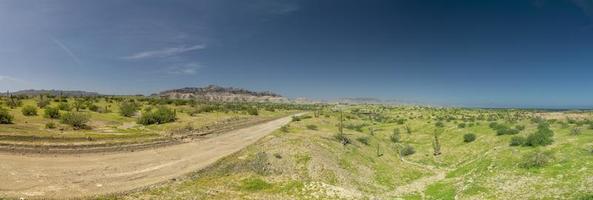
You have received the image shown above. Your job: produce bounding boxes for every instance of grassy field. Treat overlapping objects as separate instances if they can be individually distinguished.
[107,105,593,199]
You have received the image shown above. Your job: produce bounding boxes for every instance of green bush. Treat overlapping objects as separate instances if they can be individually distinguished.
[280,125,289,132]
[37,99,50,108]
[510,136,526,146]
[458,123,466,128]
[88,104,99,112]
[463,133,476,143]
[137,107,176,125]
[334,133,351,145]
[570,127,582,135]
[356,136,370,145]
[57,102,71,111]
[520,150,553,168]
[524,124,554,147]
[0,108,14,124]
[400,144,416,156]
[306,124,318,130]
[247,107,259,116]
[21,105,38,116]
[60,112,90,129]
[119,101,139,117]
[435,121,445,128]
[45,121,56,129]
[44,107,61,119]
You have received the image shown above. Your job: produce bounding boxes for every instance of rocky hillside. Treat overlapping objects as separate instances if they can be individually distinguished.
[157,85,288,102]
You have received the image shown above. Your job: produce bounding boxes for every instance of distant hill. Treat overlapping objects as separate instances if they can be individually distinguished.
[157,85,288,102]
[3,89,102,97]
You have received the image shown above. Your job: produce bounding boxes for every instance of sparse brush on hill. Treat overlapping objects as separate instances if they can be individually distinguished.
[520,150,554,168]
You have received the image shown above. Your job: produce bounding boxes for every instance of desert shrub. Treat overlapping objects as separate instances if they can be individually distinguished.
[344,123,365,132]
[37,99,50,108]
[489,122,499,129]
[463,133,476,143]
[306,124,318,130]
[44,107,61,119]
[0,108,14,124]
[435,121,445,128]
[520,150,553,168]
[280,125,289,132]
[45,121,56,129]
[405,125,412,134]
[119,101,139,117]
[6,98,22,108]
[515,125,525,131]
[250,152,270,175]
[137,107,176,125]
[458,123,466,128]
[510,136,526,146]
[72,99,86,111]
[291,115,312,122]
[496,127,520,135]
[60,112,90,129]
[88,104,99,112]
[356,136,370,145]
[57,102,71,111]
[524,124,554,147]
[247,107,259,116]
[21,105,38,116]
[390,128,401,143]
[334,133,351,145]
[400,144,416,156]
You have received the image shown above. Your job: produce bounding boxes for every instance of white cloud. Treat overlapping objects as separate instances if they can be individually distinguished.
[124,44,206,60]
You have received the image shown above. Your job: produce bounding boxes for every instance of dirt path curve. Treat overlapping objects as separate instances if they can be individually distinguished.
[386,158,448,198]
[0,114,300,199]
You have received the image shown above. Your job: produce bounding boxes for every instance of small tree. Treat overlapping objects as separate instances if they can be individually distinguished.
[57,102,71,111]
[73,99,86,111]
[21,105,38,116]
[400,144,416,156]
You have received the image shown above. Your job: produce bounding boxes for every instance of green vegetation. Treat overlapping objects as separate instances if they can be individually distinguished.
[463,133,476,143]
[21,105,38,116]
[137,106,177,125]
[0,108,14,124]
[44,107,61,119]
[60,112,90,129]
[119,101,139,117]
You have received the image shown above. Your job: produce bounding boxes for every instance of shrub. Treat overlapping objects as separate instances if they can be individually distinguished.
[510,136,526,146]
[520,150,553,168]
[88,104,99,112]
[463,133,476,143]
[0,108,14,124]
[524,124,554,147]
[458,123,466,128]
[515,125,525,131]
[44,107,61,119]
[137,107,176,125]
[390,128,401,143]
[45,121,56,129]
[6,98,22,108]
[334,133,351,145]
[119,101,139,117]
[21,105,38,116]
[247,107,259,116]
[356,136,370,145]
[37,99,50,108]
[60,112,90,129]
[280,125,289,132]
[306,124,318,130]
[400,144,416,156]
[57,102,71,111]
[435,121,445,128]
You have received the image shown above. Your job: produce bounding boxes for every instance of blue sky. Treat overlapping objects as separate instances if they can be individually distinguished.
[1,0,593,107]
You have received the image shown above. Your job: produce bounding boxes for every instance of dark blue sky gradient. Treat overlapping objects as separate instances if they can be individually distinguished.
[1,0,593,107]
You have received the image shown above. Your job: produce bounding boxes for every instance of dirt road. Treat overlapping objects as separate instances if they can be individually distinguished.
[0,114,298,199]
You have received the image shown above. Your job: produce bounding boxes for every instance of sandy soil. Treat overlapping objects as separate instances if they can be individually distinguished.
[0,114,298,199]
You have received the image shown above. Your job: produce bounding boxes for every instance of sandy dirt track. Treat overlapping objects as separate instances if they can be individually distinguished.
[0,114,298,199]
